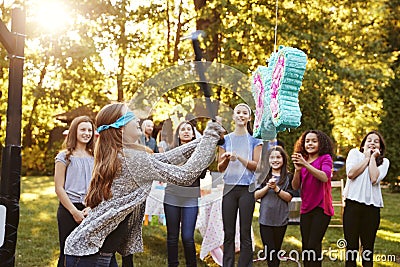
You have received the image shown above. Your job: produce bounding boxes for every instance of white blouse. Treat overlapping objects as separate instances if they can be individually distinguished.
[344,148,390,208]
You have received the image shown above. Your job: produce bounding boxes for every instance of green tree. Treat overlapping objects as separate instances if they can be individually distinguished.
[20,0,110,174]
[194,0,393,160]
[380,0,400,184]
[0,0,397,175]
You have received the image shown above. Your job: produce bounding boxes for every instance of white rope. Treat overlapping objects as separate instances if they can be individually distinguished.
[274,0,279,53]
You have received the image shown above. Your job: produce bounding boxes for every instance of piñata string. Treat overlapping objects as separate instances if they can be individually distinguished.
[274,0,279,53]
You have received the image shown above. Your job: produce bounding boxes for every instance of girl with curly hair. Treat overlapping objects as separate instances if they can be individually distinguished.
[291,130,334,267]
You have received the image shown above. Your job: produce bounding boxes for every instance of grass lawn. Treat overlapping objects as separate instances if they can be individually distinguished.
[15,176,400,266]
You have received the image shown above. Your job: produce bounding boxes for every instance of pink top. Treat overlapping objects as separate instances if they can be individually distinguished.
[300,154,334,216]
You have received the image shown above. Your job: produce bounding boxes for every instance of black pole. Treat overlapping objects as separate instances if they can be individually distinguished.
[186,31,225,145]
[189,31,217,120]
[0,8,25,267]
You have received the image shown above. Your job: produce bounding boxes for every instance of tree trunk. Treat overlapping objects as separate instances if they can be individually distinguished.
[173,0,184,62]
[194,0,220,62]
[23,57,48,148]
[116,2,127,102]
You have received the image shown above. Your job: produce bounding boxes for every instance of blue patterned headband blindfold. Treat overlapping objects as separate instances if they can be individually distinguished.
[97,111,136,133]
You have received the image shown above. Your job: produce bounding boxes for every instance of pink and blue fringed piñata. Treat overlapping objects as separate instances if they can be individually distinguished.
[252,45,307,140]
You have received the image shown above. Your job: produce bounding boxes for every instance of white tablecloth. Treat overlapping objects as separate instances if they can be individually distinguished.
[144,181,166,225]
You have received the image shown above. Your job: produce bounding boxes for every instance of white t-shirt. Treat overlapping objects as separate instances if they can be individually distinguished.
[344,148,390,207]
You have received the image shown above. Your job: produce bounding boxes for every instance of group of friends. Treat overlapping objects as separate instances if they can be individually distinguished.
[54,102,390,267]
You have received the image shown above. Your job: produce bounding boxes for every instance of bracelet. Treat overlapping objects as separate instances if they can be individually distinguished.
[275,188,282,194]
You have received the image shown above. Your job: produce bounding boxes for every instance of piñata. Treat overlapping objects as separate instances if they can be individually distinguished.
[252,45,307,140]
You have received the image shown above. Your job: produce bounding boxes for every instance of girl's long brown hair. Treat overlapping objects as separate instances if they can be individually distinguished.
[85,103,125,208]
[62,116,95,165]
[172,121,196,148]
[359,130,386,166]
[265,145,290,186]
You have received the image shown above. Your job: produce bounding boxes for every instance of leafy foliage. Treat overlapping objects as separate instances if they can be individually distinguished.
[0,0,398,181]
[380,0,400,183]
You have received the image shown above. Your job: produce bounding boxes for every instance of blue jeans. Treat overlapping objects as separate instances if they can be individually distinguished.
[164,201,199,267]
[65,253,114,267]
